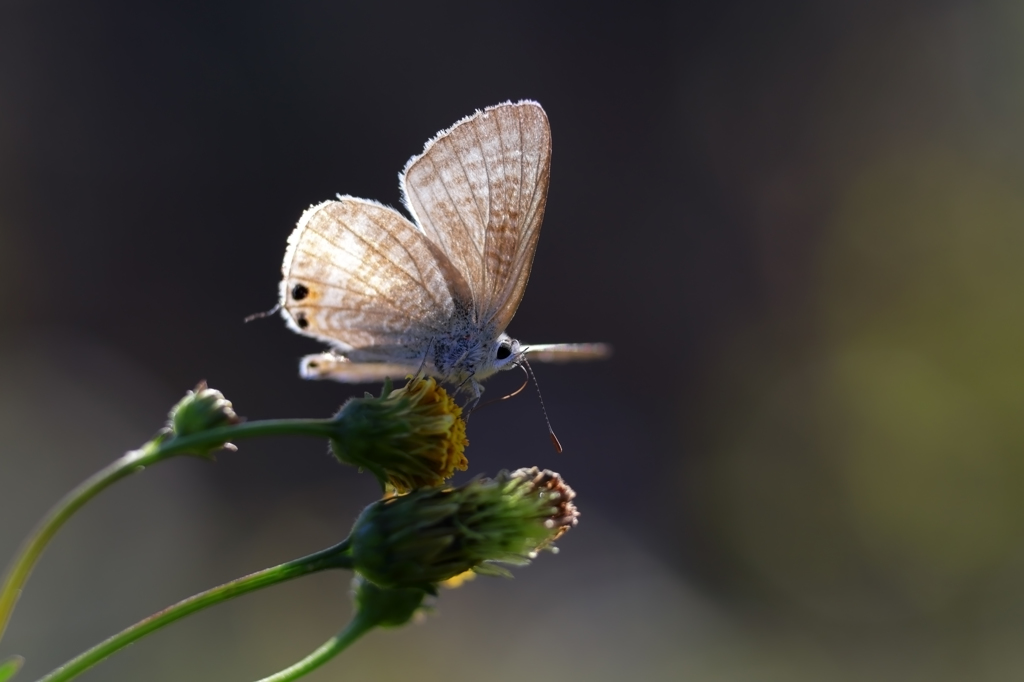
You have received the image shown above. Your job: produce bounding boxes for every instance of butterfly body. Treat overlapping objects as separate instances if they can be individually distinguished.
[280,101,608,401]
[428,314,501,384]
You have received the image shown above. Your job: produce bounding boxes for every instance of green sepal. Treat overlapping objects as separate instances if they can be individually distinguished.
[0,655,24,682]
[352,576,427,628]
[473,563,514,578]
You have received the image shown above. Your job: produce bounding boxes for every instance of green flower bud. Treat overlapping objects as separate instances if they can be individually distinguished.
[330,377,469,493]
[351,575,427,628]
[167,382,241,456]
[350,467,579,589]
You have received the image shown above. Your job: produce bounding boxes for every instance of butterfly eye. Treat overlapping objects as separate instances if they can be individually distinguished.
[291,283,310,301]
[496,343,512,361]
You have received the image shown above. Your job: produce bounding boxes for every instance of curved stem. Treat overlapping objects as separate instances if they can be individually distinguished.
[254,616,375,682]
[35,541,353,682]
[157,419,340,457]
[0,418,340,646]
[0,442,161,643]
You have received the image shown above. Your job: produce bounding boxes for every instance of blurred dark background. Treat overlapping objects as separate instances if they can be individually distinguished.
[3,1,1024,680]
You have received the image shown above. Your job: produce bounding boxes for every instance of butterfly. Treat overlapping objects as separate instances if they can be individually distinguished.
[278,101,609,404]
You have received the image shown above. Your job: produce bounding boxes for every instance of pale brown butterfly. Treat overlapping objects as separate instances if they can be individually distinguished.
[279,101,610,404]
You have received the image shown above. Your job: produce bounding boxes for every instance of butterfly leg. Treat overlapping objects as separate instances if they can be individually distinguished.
[411,336,435,381]
[456,378,486,421]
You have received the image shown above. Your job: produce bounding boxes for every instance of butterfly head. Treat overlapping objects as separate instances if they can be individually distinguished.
[448,332,523,404]
[488,333,524,375]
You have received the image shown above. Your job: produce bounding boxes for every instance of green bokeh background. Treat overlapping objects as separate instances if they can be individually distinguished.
[3,1,1024,679]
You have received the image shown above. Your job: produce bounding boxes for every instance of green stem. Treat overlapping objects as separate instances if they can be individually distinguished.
[35,541,353,682]
[0,441,161,643]
[254,616,375,682]
[0,417,340,646]
[158,419,340,457]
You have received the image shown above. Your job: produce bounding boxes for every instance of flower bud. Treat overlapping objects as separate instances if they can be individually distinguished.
[505,466,580,548]
[350,468,578,589]
[167,382,241,456]
[330,377,468,493]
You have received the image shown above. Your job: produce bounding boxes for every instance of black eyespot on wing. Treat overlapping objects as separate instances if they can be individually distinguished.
[291,284,309,301]
[496,344,512,360]
[296,312,309,329]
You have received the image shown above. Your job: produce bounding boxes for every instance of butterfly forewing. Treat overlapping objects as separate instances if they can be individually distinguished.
[281,198,456,360]
[401,101,552,331]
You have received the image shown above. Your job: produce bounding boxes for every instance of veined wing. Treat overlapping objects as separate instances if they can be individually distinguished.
[298,353,431,383]
[400,101,551,331]
[280,198,461,358]
[524,343,613,363]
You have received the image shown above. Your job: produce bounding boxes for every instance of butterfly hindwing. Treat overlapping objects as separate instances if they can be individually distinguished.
[280,198,456,361]
[298,353,426,383]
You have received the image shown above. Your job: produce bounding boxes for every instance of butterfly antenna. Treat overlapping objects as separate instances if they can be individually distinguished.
[244,303,281,323]
[523,359,563,453]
